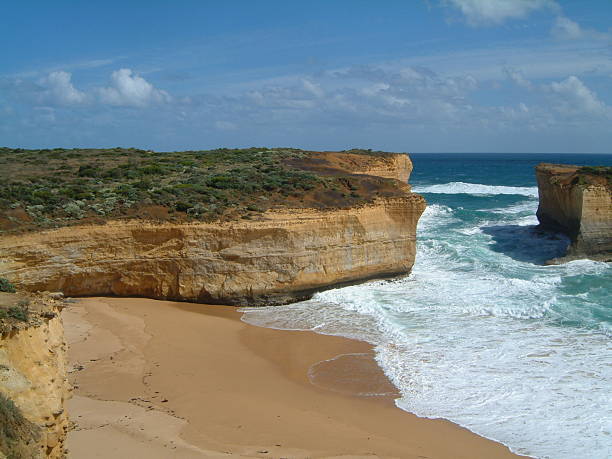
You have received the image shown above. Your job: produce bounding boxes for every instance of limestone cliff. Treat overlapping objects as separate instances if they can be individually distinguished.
[0,195,425,306]
[0,150,424,305]
[0,293,70,458]
[535,163,611,262]
[0,148,423,457]
[289,151,413,183]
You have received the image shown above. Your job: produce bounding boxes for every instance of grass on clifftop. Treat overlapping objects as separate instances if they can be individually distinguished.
[577,166,612,187]
[0,147,405,233]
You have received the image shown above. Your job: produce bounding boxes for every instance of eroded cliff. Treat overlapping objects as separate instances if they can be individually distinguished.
[0,293,70,458]
[0,149,424,305]
[287,150,413,183]
[0,195,425,306]
[0,148,424,457]
[535,163,611,262]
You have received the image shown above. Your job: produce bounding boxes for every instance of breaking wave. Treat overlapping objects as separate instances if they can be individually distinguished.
[413,182,538,197]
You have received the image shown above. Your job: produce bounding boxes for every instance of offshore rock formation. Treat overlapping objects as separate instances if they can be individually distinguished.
[0,293,70,458]
[0,196,425,306]
[535,163,611,263]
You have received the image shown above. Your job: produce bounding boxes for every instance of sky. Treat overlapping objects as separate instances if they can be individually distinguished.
[1,0,611,153]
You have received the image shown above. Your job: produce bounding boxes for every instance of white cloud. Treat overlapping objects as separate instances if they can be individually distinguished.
[551,16,611,41]
[444,0,558,26]
[546,75,607,115]
[202,64,612,139]
[551,17,583,40]
[503,67,533,89]
[302,79,324,98]
[99,68,171,107]
[39,71,86,105]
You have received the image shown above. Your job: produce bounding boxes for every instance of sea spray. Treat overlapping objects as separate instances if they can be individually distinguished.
[241,153,612,459]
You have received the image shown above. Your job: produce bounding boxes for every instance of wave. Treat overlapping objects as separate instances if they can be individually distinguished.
[413,182,538,197]
[241,174,611,459]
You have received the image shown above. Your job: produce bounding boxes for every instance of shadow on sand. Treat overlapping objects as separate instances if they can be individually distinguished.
[482,224,570,265]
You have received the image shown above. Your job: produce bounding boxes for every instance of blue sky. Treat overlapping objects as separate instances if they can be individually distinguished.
[2,0,611,152]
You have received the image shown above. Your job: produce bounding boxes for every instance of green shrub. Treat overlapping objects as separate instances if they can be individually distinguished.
[7,304,29,322]
[63,201,85,219]
[175,201,191,212]
[579,166,612,176]
[78,165,100,178]
[139,164,165,175]
[0,278,15,293]
[0,146,399,230]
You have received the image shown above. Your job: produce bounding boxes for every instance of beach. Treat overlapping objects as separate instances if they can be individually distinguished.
[63,297,522,458]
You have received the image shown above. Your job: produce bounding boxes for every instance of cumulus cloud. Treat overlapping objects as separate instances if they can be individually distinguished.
[444,0,558,26]
[546,75,607,115]
[39,71,87,105]
[503,67,533,89]
[98,68,171,107]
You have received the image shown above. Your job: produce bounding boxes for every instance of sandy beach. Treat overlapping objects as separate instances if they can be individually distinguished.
[63,297,523,458]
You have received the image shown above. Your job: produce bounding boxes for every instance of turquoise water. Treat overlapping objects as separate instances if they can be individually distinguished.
[241,153,612,459]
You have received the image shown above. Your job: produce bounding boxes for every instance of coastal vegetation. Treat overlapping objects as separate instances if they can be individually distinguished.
[0,278,16,293]
[0,147,404,234]
[577,166,612,186]
[0,292,32,327]
[0,392,41,458]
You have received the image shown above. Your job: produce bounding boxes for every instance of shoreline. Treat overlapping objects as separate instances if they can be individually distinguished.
[64,297,524,458]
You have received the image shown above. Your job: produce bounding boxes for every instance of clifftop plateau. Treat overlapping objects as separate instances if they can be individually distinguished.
[0,147,425,306]
[0,147,412,234]
[535,163,611,263]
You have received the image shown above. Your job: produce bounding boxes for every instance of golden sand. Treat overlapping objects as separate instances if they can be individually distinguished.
[64,297,523,458]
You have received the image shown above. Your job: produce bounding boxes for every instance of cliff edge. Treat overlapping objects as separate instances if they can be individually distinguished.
[535,163,611,263]
[0,148,425,305]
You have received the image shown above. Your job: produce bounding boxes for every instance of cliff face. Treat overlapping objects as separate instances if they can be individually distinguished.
[0,196,425,306]
[535,163,612,262]
[0,151,424,305]
[0,294,70,458]
[0,149,423,457]
[286,151,413,184]
[315,151,412,183]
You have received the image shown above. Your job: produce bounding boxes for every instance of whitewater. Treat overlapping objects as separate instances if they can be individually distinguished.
[241,153,612,459]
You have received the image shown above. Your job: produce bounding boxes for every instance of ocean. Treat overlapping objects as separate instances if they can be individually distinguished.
[241,153,612,459]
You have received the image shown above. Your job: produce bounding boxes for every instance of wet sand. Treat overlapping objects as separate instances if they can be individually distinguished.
[64,297,524,458]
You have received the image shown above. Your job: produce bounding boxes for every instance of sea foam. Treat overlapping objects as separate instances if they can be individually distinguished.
[241,178,611,459]
[413,182,538,197]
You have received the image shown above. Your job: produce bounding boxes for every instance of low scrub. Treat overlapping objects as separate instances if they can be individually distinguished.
[0,393,41,458]
[0,146,403,232]
[0,278,15,293]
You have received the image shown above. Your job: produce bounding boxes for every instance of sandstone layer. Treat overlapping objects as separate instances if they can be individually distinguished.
[0,293,70,458]
[0,151,425,305]
[535,163,611,262]
[289,150,413,183]
[0,195,425,306]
